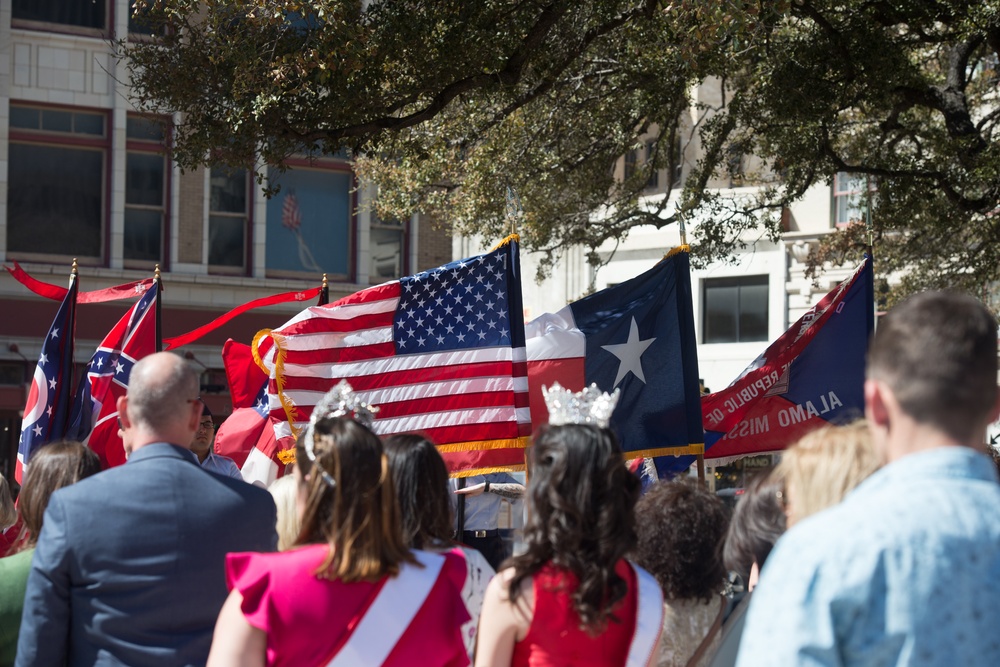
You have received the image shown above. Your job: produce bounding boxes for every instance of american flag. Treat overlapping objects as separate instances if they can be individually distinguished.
[255,237,529,479]
[281,190,301,231]
[67,282,158,469]
[16,276,78,483]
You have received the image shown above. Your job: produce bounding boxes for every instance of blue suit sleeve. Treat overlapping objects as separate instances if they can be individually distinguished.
[15,496,72,667]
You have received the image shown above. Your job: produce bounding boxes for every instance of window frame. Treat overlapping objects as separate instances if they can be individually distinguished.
[11,0,112,39]
[832,172,874,228]
[702,275,770,345]
[368,213,409,283]
[7,102,111,266]
[264,157,357,282]
[124,114,172,270]
[208,167,253,276]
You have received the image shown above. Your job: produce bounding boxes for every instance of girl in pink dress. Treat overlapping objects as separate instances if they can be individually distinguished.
[475,384,664,667]
[208,383,470,667]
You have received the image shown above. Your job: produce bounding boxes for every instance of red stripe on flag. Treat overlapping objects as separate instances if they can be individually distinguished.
[277,310,397,337]
[274,360,527,394]
[526,357,586,431]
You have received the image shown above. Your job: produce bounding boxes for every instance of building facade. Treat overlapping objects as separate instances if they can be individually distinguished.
[0,2,452,480]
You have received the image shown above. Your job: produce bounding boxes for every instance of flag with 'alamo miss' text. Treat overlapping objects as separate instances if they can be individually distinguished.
[703,256,874,459]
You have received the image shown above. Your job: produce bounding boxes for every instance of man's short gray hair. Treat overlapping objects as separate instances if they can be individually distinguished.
[127,353,199,432]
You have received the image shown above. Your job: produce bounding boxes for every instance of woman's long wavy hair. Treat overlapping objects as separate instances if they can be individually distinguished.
[383,433,454,550]
[294,417,414,583]
[507,423,640,633]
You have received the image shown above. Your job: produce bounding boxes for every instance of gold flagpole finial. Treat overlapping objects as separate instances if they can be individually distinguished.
[322,273,328,290]
[70,258,78,276]
[504,185,523,237]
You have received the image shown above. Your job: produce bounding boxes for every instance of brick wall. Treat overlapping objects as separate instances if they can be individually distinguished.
[415,213,453,271]
[177,167,205,264]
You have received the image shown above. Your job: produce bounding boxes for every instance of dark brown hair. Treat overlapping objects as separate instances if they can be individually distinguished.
[383,433,454,550]
[294,417,414,582]
[508,423,640,633]
[723,470,786,586]
[633,479,730,602]
[18,440,101,551]
[868,291,998,442]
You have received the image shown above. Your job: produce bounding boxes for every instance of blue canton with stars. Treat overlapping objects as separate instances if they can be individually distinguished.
[394,247,514,354]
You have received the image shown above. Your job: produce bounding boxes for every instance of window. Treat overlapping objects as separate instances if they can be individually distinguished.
[265,163,353,278]
[13,0,106,33]
[623,149,638,180]
[370,214,406,282]
[125,116,169,266]
[644,141,659,190]
[703,276,769,344]
[7,105,108,262]
[833,172,872,227]
[209,168,250,272]
[128,0,157,36]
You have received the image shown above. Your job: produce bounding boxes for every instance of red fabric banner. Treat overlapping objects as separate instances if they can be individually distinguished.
[4,262,154,303]
[162,286,323,350]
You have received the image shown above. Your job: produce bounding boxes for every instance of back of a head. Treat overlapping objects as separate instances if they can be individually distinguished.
[723,470,787,586]
[19,440,101,549]
[633,479,730,603]
[510,423,640,631]
[780,421,880,526]
[383,433,453,550]
[868,291,998,442]
[128,352,200,434]
[0,472,15,531]
[295,417,411,582]
[267,475,300,552]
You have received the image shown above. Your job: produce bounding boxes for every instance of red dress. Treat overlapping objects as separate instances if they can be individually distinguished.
[512,560,639,667]
[227,545,470,667]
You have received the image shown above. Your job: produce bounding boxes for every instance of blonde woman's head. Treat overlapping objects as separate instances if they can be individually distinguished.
[779,421,880,527]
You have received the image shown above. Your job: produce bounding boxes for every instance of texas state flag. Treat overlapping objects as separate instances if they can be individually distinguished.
[16,276,78,483]
[526,248,704,463]
[702,256,874,459]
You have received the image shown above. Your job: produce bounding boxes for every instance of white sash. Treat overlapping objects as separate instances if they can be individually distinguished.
[625,561,665,667]
[325,550,446,667]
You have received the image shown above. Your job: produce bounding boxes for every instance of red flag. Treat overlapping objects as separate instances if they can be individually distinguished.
[222,340,268,409]
[253,237,529,483]
[67,284,159,468]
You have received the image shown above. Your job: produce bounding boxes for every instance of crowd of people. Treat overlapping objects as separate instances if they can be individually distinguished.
[0,289,997,667]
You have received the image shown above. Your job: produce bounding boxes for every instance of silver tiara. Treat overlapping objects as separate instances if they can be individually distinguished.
[304,380,379,485]
[542,382,620,429]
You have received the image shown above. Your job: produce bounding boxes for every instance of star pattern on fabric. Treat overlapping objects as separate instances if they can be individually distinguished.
[394,251,511,355]
[601,316,656,387]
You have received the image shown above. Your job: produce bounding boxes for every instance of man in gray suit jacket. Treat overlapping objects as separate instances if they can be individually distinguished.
[16,352,277,667]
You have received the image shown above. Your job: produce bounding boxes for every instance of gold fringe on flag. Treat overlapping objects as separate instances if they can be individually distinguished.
[490,233,521,250]
[436,436,531,453]
[665,244,691,258]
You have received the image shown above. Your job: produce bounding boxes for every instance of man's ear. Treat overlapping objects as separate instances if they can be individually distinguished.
[865,378,890,429]
[116,395,130,428]
[187,399,203,432]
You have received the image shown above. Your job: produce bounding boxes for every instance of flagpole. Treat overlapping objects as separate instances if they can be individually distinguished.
[317,274,329,306]
[154,264,162,353]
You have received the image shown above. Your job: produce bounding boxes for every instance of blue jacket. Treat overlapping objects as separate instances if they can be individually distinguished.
[15,443,277,666]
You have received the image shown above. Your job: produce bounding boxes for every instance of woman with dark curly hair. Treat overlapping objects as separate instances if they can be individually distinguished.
[633,480,730,667]
[475,384,664,667]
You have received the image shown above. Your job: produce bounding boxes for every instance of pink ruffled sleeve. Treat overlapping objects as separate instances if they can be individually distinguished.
[226,552,273,632]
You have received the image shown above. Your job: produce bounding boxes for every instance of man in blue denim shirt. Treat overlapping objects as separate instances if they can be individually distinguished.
[737,291,1000,667]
